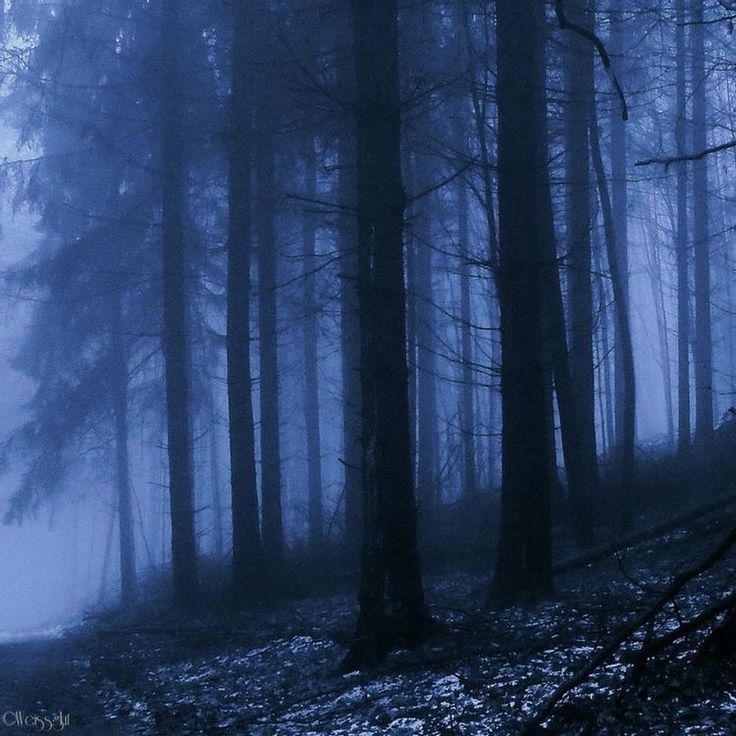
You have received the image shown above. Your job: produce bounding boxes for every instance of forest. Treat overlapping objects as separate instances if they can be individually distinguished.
[0,0,736,733]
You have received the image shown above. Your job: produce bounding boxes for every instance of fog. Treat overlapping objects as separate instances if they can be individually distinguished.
[0,2,735,733]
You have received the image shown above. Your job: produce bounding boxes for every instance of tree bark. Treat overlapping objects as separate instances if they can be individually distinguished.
[227,2,262,589]
[256,125,284,562]
[692,0,713,446]
[589,106,636,530]
[347,0,429,667]
[302,139,324,550]
[457,178,477,498]
[337,135,363,556]
[111,295,135,603]
[564,0,598,509]
[675,0,691,455]
[161,0,197,606]
[493,0,553,597]
[609,0,631,453]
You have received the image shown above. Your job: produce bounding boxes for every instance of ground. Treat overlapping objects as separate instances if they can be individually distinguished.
[1,505,735,735]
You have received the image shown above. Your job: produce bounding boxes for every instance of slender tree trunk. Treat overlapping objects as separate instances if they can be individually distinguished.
[206,386,224,559]
[414,178,440,514]
[337,136,363,555]
[303,139,324,550]
[590,107,636,530]
[609,0,630,452]
[692,0,713,446]
[256,134,284,561]
[675,0,691,455]
[493,0,553,597]
[457,179,477,498]
[347,0,428,667]
[111,297,135,602]
[564,0,598,512]
[161,0,197,606]
[227,2,262,589]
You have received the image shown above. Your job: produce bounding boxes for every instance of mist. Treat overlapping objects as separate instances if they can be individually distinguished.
[0,1,735,734]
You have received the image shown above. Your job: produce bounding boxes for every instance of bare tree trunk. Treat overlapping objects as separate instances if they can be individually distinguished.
[493,0,553,597]
[227,2,262,589]
[609,0,630,453]
[675,0,691,455]
[692,0,713,446]
[205,384,224,559]
[457,179,477,498]
[414,172,440,514]
[302,138,324,550]
[590,106,636,531]
[256,134,284,562]
[337,135,363,556]
[564,0,598,508]
[161,0,197,606]
[347,0,428,667]
[112,295,135,602]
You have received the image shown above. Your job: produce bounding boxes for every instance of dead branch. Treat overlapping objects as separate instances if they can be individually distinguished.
[524,526,736,732]
[552,493,736,577]
[555,0,628,121]
[635,138,736,168]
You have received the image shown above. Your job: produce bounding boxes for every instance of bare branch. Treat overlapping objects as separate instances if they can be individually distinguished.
[635,138,736,168]
[555,0,629,121]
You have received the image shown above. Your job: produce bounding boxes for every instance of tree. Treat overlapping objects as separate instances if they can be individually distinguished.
[347,0,429,666]
[675,0,691,455]
[161,0,197,605]
[302,138,324,550]
[227,1,263,590]
[493,0,553,597]
[692,0,714,446]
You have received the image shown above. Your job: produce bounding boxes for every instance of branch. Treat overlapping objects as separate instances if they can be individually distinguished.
[523,526,736,732]
[555,0,629,121]
[635,138,736,168]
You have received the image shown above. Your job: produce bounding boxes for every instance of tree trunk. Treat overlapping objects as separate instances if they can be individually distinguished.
[112,296,135,603]
[457,179,477,498]
[337,135,363,556]
[346,0,429,667]
[161,0,197,606]
[493,0,553,597]
[256,128,284,562]
[303,139,324,550]
[589,107,636,531]
[227,2,262,589]
[609,0,630,453]
[564,0,598,513]
[692,0,713,446]
[675,0,691,455]
[413,160,441,515]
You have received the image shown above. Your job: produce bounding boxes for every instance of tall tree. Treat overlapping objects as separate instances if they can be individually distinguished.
[254,2,284,560]
[161,0,197,605]
[457,178,477,498]
[692,0,713,446]
[227,1,263,589]
[676,0,691,455]
[303,139,324,550]
[493,0,553,597]
[609,0,631,453]
[564,0,598,510]
[347,0,428,666]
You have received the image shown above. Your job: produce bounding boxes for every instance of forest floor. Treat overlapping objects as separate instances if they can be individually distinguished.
[1,503,735,735]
